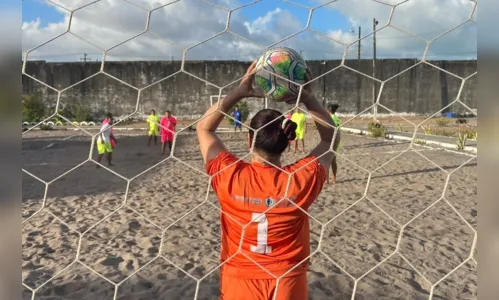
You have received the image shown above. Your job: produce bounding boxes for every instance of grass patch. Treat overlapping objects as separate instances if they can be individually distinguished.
[456,132,468,151]
[458,127,477,140]
[413,138,427,145]
[422,126,457,137]
[394,123,404,132]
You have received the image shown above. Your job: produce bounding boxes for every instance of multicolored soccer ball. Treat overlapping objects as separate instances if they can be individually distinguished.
[254,47,308,103]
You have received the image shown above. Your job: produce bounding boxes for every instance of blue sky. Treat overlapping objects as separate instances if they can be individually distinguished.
[233,0,353,33]
[22,0,65,26]
[21,0,353,34]
[21,0,477,61]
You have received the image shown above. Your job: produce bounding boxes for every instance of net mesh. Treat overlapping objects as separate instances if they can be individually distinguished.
[22,0,477,299]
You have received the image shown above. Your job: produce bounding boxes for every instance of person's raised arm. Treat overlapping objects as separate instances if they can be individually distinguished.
[302,72,340,168]
[197,60,263,164]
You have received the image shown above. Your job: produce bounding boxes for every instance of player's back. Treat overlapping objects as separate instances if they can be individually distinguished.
[234,110,242,120]
[207,151,326,279]
[98,123,111,143]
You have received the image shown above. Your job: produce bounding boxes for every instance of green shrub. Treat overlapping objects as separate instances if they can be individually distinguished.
[422,126,457,137]
[226,100,250,125]
[422,126,433,135]
[368,120,387,138]
[367,120,379,131]
[370,127,387,138]
[434,117,451,127]
[435,128,457,137]
[57,102,93,122]
[22,94,46,122]
[73,103,93,122]
[459,126,477,140]
[456,132,468,151]
[58,104,74,121]
[413,138,427,145]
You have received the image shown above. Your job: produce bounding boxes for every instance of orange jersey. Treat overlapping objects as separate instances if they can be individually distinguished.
[206,152,326,279]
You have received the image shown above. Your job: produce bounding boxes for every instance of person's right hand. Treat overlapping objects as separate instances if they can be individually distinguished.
[235,60,265,99]
[299,69,317,105]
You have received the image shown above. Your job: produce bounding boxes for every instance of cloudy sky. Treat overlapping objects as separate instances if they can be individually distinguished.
[21,0,477,62]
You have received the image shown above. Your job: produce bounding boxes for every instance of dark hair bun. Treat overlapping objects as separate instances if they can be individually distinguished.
[281,118,297,141]
[249,109,300,155]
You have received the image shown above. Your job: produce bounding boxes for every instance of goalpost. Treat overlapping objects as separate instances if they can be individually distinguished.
[209,95,227,106]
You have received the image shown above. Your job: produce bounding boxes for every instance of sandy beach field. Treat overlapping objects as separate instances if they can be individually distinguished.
[22,126,476,300]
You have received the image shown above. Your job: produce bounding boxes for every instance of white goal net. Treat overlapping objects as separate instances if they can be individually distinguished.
[22,1,477,300]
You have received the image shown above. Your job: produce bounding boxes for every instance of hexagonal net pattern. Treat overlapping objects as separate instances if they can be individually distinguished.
[22,0,477,299]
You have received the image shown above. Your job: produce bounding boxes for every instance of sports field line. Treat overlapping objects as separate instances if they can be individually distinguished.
[42,136,73,150]
[340,127,477,154]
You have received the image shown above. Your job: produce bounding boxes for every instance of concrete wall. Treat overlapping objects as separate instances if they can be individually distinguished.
[22,59,477,119]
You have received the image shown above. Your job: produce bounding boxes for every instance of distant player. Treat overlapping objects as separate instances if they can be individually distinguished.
[196,61,339,300]
[96,114,116,168]
[147,109,161,146]
[232,105,243,133]
[327,103,341,184]
[102,112,116,149]
[160,110,177,155]
[102,114,110,125]
[291,108,307,153]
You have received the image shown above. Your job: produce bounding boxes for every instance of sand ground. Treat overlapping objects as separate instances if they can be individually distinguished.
[22,127,477,300]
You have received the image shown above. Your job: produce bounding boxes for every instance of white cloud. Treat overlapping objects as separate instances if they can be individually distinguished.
[21,0,477,62]
[244,8,282,35]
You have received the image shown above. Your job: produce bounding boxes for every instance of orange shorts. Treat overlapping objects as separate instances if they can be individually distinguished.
[219,273,307,300]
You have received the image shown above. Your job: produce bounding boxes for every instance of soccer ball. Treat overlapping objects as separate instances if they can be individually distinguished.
[254,47,308,103]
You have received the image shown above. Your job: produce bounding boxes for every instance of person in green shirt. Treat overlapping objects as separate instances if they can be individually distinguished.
[146,109,161,146]
[328,103,341,184]
[291,108,307,153]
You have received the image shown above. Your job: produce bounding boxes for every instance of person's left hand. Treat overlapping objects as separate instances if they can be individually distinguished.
[299,69,316,104]
[284,68,314,104]
[235,60,265,98]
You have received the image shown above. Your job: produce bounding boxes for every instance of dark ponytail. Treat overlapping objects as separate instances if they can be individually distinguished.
[249,109,298,155]
[281,118,297,141]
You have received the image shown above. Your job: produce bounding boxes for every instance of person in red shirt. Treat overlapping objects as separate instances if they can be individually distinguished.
[160,110,177,155]
[196,61,339,300]
[102,112,117,149]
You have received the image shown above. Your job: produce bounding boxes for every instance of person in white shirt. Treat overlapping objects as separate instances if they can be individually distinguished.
[96,114,116,168]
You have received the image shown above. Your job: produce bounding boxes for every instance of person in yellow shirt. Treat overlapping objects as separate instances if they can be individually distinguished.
[328,103,341,184]
[291,108,307,153]
[146,109,161,146]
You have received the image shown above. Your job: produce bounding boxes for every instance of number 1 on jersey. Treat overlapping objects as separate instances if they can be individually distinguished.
[250,213,272,254]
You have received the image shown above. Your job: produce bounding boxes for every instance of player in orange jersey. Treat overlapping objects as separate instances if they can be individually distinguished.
[196,61,340,300]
